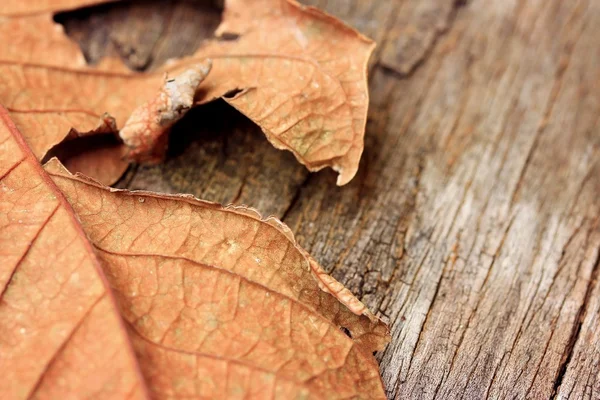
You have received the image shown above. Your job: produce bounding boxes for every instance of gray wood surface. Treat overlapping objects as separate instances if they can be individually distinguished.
[57,0,600,398]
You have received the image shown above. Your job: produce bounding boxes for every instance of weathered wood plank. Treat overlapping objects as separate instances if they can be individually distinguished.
[56,0,600,398]
[552,4,600,397]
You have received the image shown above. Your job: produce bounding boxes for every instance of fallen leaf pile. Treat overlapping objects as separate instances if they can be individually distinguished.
[0,0,389,398]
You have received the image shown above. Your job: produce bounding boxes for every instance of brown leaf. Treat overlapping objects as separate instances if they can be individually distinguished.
[0,106,148,399]
[1,0,374,185]
[189,0,375,185]
[1,107,389,397]
[45,157,390,398]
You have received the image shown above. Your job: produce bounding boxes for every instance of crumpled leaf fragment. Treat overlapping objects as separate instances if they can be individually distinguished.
[0,106,147,399]
[1,0,374,185]
[44,158,390,399]
[120,60,213,163]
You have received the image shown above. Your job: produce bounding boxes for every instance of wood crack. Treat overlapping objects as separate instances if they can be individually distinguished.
[509,0,585,209]
[550,244,600,398]
[280,172,311,221]
[444,215,515,386]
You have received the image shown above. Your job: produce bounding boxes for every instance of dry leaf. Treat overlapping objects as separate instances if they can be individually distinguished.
[1,0,374,185]
[1,108,389,397]
[190,0,375,185]
[0,107,147,399]
[45,158,390,398]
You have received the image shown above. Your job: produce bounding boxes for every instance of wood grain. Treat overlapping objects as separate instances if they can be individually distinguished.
[57,0,600,398]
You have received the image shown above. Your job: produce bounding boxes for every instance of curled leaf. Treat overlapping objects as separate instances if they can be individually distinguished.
[44,158,390,399]
[203,0,375,185]
[120,60,213,163]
